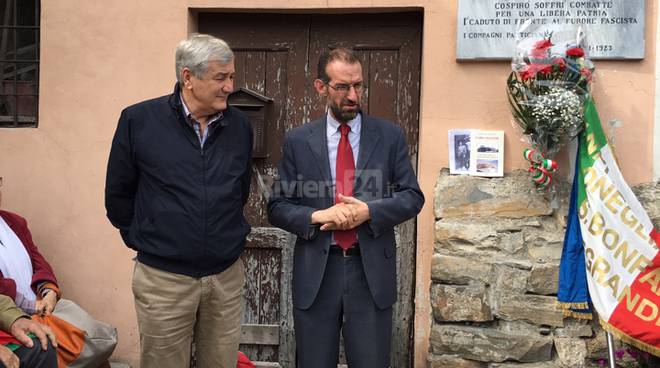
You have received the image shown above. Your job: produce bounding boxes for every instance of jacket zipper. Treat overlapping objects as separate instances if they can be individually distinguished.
[176,104,211,275]
[201,143,207,270]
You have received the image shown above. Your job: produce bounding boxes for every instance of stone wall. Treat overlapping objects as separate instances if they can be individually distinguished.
[428,169,660,368]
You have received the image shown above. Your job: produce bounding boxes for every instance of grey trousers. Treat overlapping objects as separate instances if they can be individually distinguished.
[294,254,392,368]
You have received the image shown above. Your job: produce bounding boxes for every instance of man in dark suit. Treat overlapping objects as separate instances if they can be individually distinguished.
[267,48,424,368]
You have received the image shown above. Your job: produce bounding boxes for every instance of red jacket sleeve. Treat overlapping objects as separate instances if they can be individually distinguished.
[0,211,58,297]
[0,279,17,300]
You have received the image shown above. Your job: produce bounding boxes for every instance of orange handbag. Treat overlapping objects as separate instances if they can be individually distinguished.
[31,314,85,368]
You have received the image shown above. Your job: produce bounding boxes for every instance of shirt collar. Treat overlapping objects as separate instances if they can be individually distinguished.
[326,110,361,138]
[179,94,223,125]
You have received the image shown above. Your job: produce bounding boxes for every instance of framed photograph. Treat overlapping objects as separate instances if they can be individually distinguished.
[449,129,504,177]
[471,130,504,177]
[448,129,472,175]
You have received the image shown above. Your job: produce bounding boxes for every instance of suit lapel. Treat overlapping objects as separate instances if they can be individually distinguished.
[356,114,380,171]
[304,114,380,198]
[306,117,332,184]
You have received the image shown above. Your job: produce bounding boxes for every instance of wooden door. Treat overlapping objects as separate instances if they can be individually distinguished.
[199,12,422,368]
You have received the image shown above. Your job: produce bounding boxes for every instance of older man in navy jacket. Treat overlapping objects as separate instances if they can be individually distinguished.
[268,48,424,368]
[105,34,252,368]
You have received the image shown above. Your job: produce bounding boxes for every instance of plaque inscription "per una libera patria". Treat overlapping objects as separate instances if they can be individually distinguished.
[457,0,645,60]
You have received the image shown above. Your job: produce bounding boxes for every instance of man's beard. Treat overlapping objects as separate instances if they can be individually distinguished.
[329,101,360,123]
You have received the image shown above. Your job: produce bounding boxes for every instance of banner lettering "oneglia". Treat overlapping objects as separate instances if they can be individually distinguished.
[576,98,660,355]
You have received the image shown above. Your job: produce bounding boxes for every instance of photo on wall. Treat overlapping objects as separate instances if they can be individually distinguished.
[449,129,472,175]
[449,129,504,177]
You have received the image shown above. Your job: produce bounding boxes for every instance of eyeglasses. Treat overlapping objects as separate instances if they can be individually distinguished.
[325,82,365,94]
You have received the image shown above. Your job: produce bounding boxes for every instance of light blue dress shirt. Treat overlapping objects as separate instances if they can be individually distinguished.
[180,95,223,148]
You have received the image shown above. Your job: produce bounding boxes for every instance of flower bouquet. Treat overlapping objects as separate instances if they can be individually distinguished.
[507,26,595,189]
[596,346,660,367]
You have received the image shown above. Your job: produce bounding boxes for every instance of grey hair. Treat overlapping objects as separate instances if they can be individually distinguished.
[175,34,234,85]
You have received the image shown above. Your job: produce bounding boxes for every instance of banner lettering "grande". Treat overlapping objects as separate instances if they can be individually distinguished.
[577,98,660,354]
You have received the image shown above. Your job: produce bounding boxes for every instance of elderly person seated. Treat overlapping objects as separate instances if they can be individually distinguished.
[0,177,117,367]
[0,294,57,368]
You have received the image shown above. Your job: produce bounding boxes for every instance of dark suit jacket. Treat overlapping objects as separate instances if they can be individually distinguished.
[267,114,424,310]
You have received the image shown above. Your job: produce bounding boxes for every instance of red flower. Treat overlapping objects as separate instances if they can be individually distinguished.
[534,39,553,50]
[519,63,553,80]
[530,39,553,59]
[581,68,592,82]
[520,67,534,80]
[566,47,585,57]
[552,57,566,71]
[530,48,548,59]
[539,64,553,75]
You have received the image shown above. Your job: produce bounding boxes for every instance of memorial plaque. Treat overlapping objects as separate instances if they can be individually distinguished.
[457,0,645,60]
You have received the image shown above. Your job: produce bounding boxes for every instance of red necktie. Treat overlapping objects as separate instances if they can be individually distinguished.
[335,124,357,250]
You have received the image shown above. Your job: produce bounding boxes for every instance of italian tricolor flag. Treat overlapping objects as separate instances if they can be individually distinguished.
[558,97,660,355]
[0,331,21,351]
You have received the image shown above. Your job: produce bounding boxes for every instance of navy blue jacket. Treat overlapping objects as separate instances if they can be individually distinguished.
[105,84,253,277]
[267,115,424,309]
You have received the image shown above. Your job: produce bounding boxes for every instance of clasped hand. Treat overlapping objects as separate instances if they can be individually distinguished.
[35,290,57,316]
[311,195,370,231]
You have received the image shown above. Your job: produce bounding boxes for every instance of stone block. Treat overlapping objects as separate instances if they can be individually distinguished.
[431,254,491,285]
[500,231,526,255]
[435,217,542,258]
[527,263,560,295]
[434,170,552,219]
[430,325,553,363]
[493,264,530,294]
[431,284,493,322]
[489,362,560,367]
[585,325,622,359]
[500,260,534,270]
[554,337,588,368]
[427,354,486,368]
[524,223,566,262]
[434,220,499,250]
[554,319,593,338]
[526,241,564,263]
[498,320,551,336]
[497,295,564,327]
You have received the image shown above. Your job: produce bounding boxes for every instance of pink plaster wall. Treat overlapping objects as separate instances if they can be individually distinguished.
[0,1,655,366]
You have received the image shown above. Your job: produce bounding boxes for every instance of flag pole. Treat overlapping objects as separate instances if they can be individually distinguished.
[606,332,616,368]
